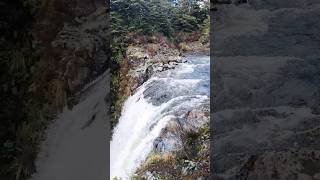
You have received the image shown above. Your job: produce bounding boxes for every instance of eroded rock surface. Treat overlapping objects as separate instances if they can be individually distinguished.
[125,41,183,95]
[212,1,320,179]
[34,0,109,96]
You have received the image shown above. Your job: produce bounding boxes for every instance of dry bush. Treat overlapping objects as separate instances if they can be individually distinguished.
[146,44,157,56]
[179,42,191,52]
[185,32,201,42]
[136,152,180,177]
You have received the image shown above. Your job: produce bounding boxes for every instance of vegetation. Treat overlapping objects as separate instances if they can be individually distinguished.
[0,0,209,179]
[110,0,210,128]
[135,122,210,179]
[0,1,66,179]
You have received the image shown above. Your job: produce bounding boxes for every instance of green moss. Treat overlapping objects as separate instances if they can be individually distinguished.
[199,17,210,44]
[135,122,210,178]
[199,123,210,136]
[110,47,128,129]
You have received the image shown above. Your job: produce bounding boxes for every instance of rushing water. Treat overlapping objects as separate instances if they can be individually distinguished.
[110,55,209,179]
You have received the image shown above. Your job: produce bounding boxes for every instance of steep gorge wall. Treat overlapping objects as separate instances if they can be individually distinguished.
[33,0,110,108]
[0,1,110,179]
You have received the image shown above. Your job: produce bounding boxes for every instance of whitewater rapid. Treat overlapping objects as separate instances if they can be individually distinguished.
[110,55,209,179]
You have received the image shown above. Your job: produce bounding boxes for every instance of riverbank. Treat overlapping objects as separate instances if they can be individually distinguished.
[111,33,209,129]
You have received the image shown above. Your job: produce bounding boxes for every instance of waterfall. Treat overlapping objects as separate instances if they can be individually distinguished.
[110,55,209,179]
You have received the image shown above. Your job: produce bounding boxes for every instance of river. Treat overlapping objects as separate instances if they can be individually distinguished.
[110,55,210,179]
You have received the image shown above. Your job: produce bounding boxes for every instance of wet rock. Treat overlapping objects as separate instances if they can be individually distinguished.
[141,171,157,180]
[182,160,197,176]
[239,149,320,180]
[186,110,210,120]
[145,65,154,80]
[164,64,175,69]
[164,119,182,134]
[156,66,163,72]
[153,103,210,153]
[154,119,183,152]
[125,43,185,93]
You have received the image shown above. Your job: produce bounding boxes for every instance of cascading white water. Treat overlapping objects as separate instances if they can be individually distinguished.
[110,55,209,179]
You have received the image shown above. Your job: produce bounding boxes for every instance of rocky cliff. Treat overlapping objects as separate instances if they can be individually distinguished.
[27,1,110,180]
[0,1,110,179]
[33,0,110,108]
[111,33,209,127]
[212,1,320,179]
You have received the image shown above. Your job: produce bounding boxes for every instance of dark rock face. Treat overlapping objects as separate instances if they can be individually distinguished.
[248,0,320,10]
[212,1,320,179]
[154,102,210,152]
[34,0,109,94]
[215,8,320,58]
[124,43,183,95]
